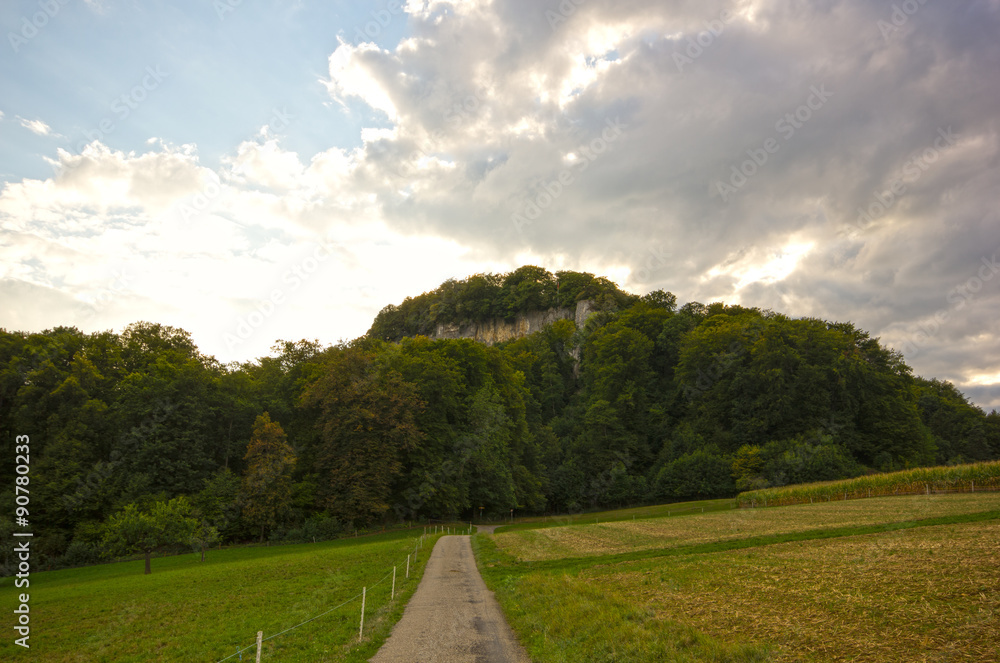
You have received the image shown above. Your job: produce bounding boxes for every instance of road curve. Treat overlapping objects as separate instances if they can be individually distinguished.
[369,534,530,663]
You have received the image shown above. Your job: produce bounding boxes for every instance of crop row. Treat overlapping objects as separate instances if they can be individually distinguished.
[736,460,1000,507]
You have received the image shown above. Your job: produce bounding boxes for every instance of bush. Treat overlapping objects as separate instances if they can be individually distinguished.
[301,514,342,542]
[56,540,102,569]
[762,436,862,487]
[654,448,735,500]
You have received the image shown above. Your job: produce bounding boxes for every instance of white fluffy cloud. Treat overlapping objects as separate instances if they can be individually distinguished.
[3,0,999,408]
[315,0,1000,407]
[18,116,58,137]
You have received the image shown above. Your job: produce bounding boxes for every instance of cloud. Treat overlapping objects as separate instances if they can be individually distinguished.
[4,0,1000,409]
[17,116,60,137]
[313,0,1000,407]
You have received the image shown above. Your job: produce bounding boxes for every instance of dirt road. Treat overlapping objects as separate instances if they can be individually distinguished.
[369,534,530,663]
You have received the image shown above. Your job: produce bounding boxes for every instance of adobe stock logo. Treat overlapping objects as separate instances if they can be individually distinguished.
[223,241,336,351]
[877,0,931,41]
[713,84,833,202]
[672,8,738,72]
[846,127,957,238]
[8,0,70,54]
[896,251,1000,358]
[511,117,626,235]
[58,66,169,174]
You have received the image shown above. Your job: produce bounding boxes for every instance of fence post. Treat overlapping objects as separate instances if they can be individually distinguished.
[392,566,396,601]
[406,554,410,579]
[255,631,263,663]
[360,587,366,639]
[971,480,975,493]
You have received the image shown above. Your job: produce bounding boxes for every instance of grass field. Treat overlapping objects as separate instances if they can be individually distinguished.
[494,493,1000,561]
[0,529,443,662]
[477,493,1000,662]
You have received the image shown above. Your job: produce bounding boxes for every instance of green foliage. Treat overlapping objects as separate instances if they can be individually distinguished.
[732,444,766,491]
[100,496,198,574]
[654,449,735,500]
[240,413,296,541]
[303,345,423,526]
[366,266,636,341]
[193,468,242,540]
[2,267,998,563]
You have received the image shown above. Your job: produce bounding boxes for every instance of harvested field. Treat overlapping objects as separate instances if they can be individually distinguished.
[582,520,1000,662]
[495,493,1000,561]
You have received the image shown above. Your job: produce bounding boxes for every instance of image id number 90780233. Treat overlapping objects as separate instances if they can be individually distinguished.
[13,434,32,649]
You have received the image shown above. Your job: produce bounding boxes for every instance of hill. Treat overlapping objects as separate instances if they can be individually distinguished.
[1,265,998,571]
[366,265,639,341]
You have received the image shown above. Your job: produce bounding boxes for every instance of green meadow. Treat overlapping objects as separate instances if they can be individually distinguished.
[1,529,443,662]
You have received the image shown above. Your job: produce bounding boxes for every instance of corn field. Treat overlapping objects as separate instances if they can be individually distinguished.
[736,460,1000,507]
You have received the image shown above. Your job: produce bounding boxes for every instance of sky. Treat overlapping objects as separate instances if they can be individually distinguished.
[1,0,999,410]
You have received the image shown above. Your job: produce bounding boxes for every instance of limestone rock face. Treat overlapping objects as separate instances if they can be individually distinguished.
[431,300,594,345]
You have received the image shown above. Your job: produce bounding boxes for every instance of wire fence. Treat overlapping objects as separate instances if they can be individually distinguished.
[211,524,468,662]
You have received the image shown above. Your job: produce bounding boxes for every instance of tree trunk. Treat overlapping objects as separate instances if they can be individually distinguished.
[144,550,152,575]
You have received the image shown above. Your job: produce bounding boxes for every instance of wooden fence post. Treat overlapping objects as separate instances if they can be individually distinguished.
[392,566,396,601]
[255,631,263,663]
[360,587,366,639]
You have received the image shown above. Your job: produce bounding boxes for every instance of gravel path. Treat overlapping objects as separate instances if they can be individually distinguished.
[369,534,530,663]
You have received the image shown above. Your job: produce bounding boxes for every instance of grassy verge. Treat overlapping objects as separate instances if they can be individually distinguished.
[0,529,442,662]
[476,493,1000,662]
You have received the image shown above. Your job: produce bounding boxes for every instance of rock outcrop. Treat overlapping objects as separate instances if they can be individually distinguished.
[430,300,595,345]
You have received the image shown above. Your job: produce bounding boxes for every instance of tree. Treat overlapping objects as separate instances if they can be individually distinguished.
[101,497,197,574]
[190,522,221,562]
[192,468,242,541]
[240,413,296,542]
[465,385,518,514]
[732,444,766,491]
[654,449,734,500]
[304,346,423,526]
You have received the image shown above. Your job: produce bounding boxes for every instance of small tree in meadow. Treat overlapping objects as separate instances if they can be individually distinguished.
[189,521,221,562]
[101,496,198,574]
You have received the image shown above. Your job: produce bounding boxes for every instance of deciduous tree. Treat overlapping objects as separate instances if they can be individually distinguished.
[240,413,296,542]
[101,497,197,574]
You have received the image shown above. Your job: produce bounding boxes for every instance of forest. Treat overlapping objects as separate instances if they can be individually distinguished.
[2,265,998,571]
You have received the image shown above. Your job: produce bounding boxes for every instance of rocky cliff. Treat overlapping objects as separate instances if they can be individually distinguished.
[430,300,595,345]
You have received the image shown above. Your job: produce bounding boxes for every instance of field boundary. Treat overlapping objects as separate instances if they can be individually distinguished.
[490,509,1000,574]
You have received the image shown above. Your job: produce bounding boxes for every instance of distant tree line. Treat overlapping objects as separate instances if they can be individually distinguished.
[1,265,998,572]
